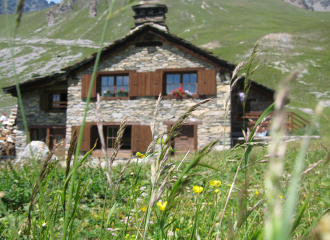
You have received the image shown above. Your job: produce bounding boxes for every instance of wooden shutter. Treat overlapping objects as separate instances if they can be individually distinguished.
[198,69,216,95]
[129,71,146,97]
[71,122,92,151]
[81,74,97,98]
[40,92,50,111]
[131,125,152,153]
[146,70,163,96]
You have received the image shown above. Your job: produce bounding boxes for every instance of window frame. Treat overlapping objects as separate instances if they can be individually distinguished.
[161,68,204,99]
[50,92,67,111]
[28,125,66,148]
[40,90,67,112]
[165,72,197,95]
[97,71,130,99]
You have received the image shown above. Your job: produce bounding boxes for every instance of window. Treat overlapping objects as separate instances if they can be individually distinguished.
[166,73,197,95]
[100,75,129,96]
[91,125,132,150]
[29,126,66,155]
[107,127,118,149]
[30,128,47,142]
[40,91,67,111]
[51,93,67,110]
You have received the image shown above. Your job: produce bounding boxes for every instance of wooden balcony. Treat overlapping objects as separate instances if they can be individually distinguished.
[52,101,67,109]
[231,111,310,135]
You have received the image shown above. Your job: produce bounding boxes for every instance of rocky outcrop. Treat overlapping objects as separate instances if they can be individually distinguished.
[15,141,57,164]
[56,2,73,13]
[46,9,55,26]
[0,0,55,15]
[284,0,330,11]
[89,0,97,17]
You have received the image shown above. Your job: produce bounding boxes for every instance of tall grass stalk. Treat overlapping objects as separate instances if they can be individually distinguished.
[280,104,323,239]
[4,0,56,238]
[62,1,138,238]
[264,70,299,240]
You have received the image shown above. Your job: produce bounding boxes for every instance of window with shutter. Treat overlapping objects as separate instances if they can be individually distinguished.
[81,74,97,98]
[40,91,67,112]
[146,70,162,96]
[198,69,216,95]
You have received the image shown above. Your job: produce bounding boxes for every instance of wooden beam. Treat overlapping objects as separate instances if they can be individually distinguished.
[163,121,202,125]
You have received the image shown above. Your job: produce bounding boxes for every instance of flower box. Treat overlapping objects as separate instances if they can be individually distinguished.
[103,92,115,97]
[103,89,115,97]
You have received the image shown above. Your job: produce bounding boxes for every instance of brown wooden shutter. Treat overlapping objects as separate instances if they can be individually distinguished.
[198,69,216,95]
[71,123,92,151]
[146,70,163,96]
[129,71,146,97]
[132,125,152,153]
[40,92,50,111]
[81,74,97,98]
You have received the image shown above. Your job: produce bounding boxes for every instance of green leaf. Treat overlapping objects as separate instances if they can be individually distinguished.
[245,102,275,165]
[290,198,309,235]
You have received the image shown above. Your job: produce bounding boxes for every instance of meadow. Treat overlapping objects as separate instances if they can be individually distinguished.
[1,0,330,239]
[0,139,329,239]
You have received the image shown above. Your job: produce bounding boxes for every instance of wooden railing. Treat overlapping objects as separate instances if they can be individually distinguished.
[52,101,67,109]
[231,111,310,133]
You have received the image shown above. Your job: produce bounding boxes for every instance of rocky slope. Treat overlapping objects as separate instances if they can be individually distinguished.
[284,0,330,11]
[0,0,55,15]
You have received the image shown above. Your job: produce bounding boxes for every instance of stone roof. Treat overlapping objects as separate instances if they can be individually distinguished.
[3,23,263,95]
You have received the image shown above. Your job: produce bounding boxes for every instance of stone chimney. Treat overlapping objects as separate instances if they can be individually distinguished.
[132,1,168,30]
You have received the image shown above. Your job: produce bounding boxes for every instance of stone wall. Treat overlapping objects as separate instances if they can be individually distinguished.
[15,87,67,155]
[249,89,273,112]
[66,40,232,156]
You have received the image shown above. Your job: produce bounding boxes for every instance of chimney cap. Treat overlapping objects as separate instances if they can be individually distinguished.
[132,1,168,29]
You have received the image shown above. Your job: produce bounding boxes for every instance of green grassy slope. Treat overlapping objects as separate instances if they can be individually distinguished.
[0,0,329,142]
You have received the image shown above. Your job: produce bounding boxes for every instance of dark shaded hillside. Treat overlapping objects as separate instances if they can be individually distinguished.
[0,0,55,14]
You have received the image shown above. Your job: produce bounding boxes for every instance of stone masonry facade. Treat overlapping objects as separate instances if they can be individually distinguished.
[66,40,232,155]
[15,88,67,154]
[14,39,232,157]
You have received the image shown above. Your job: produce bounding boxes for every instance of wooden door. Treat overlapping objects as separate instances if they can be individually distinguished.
[71,123,92,151]
[132,125,152,153]
[50,128,66,157]
[173,125,196,153]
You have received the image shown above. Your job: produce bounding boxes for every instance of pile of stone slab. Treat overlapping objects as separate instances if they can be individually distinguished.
[0,106,17,156]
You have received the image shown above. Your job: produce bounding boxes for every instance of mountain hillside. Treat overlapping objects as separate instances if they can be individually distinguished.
[0,0,329,142]
[0,0,55,15]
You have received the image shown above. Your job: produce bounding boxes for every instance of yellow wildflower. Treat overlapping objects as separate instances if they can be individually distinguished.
[193,186,203,194]
[215,189,219,193]
[280,195,283,199]
[140,206,147,212]
[209,180,221,187]
[255,191,259,195]
[136,152,145,158]
[157,201,167,211]
[176,228,180,231]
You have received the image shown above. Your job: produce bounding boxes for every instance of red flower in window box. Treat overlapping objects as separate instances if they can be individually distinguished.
[171,87,185,98]
[115,88,128,97]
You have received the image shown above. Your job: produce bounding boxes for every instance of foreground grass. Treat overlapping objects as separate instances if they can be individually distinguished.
[0,141,329,239]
